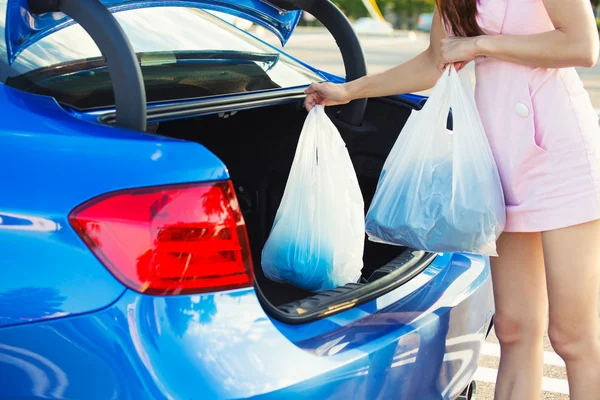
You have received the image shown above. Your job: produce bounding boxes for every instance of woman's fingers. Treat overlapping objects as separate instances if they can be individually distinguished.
[304,93,321,111]
[438,62,455,74]
[438,61,469,74]
[305,83,322,110]
[304,97,314,111]
[305,83,333,111]
[454,61,468,71]
[304,82,348,110]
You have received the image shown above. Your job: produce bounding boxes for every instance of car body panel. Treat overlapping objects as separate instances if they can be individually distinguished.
[4,0,302,64]
[0,253,494,400]
[0,83,229,327]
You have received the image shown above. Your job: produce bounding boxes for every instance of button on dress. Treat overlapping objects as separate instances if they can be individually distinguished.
[473,0,600,232]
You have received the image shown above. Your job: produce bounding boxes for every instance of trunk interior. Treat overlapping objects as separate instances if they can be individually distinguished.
[155,95,428,315]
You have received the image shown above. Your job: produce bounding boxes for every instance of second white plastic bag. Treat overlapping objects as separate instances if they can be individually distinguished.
[261,105,365,292]
[365,67,505,256]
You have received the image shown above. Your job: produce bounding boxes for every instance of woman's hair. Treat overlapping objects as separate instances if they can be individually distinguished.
[436,0,485,37]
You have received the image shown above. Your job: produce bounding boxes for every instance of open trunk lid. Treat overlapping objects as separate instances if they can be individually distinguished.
[5,0,306,64]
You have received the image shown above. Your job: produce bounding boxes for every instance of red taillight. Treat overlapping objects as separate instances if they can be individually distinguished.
[69,181,254,295]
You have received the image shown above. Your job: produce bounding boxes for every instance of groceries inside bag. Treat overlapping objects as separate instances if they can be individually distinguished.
[261,105,365,291]
[366,67,506,256]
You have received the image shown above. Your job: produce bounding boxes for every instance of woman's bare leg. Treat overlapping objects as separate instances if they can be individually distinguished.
[491,232,548,400]
[543,220,600,400]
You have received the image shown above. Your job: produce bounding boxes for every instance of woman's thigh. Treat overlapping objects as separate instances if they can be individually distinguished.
[491,232,548,343]
[542,220,600,357]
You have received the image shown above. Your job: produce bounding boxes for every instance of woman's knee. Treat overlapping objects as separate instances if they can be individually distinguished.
[494,311,545,346]
[548,318,599,361]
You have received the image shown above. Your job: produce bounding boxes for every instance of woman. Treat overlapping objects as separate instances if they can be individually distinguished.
[305,1,600,399]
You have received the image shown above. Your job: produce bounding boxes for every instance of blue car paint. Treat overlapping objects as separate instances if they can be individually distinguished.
[0,83,229,327]
[4,0,302,64]
[0,253,493,400]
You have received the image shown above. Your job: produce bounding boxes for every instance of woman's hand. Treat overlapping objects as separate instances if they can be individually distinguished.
[438,36,481,72]
[304,82,350,111]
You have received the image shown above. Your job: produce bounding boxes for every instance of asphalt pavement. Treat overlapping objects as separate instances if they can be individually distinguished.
[258,27,600,399]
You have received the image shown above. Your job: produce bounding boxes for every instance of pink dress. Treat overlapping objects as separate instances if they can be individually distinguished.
[474,0,600,232]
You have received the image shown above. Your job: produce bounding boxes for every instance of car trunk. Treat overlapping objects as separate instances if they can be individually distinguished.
[3,0,437,323]
[153,94,434,321]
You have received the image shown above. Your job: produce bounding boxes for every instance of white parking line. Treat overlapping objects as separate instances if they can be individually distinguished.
[474,367,570,395]
[480,342,565,367]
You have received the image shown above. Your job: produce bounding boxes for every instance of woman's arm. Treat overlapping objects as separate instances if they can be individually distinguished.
[305,9,446,110]
[440,0,599,69]
[345,10,446,99]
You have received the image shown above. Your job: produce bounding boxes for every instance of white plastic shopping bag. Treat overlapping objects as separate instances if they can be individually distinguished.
[365,67,505,256]
[261,105,365,291]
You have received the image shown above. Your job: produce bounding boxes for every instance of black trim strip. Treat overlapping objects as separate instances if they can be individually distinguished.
[98,87,307,124]
[256,250,437,325]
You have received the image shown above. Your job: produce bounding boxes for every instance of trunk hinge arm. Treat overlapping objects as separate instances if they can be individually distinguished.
[304,1,367,127]
[28,0,147,132]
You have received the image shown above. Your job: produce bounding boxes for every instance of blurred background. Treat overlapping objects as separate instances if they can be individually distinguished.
[312,0,600,33]
[305,0,436,32]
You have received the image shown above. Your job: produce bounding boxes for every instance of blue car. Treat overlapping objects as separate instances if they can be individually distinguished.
[0,1,493,399]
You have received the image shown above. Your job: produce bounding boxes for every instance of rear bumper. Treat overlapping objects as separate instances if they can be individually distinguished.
[0,253,493,400]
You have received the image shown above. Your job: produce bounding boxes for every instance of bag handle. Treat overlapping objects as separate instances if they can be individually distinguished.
[421,66,480,132]
[417,66,455,131]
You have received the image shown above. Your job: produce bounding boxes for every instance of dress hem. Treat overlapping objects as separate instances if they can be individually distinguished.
[504,208,600,233]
